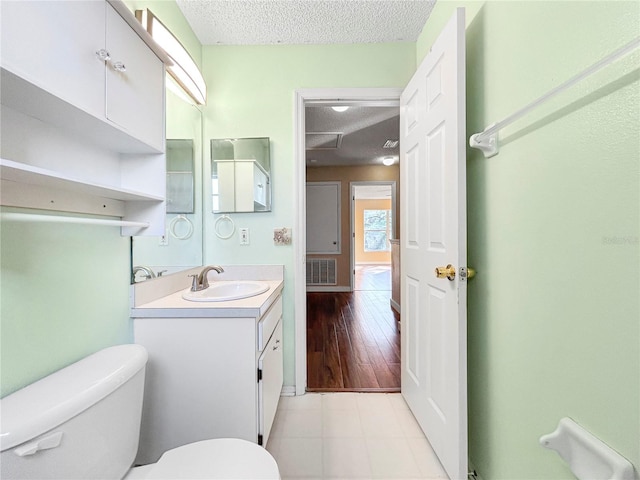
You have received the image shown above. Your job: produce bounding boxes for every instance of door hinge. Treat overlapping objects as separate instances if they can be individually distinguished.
[258,434,263,446]
[257,368,262,382]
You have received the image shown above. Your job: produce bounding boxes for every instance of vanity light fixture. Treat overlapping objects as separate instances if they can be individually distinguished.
[136,9,207,105]
[331,106,349,112]
[382,156,396,166]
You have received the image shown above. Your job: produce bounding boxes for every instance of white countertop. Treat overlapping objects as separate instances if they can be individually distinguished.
[131,280,283,318]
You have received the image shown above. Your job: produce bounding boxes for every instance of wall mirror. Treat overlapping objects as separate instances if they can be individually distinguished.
[166,139,195,214]
[211,137,271,213]
[131,87,204,282]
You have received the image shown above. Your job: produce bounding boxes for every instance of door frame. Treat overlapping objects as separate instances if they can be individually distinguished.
[350,181,397,290]
[293,88,403,394]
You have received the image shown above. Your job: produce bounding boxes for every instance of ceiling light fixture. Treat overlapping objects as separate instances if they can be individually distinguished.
[382,156,396,166]
[136,9,207,105]
[331,106,349,112]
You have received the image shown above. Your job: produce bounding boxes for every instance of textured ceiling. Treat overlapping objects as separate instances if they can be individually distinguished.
[176,0,436,46]
[306,106,399,167]
[175,1,418,167]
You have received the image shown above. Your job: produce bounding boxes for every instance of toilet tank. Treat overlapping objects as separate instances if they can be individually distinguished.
[1,344,148,480]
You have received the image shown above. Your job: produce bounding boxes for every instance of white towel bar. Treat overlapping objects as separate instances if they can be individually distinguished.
[0,212,149,229]
[470,36,640,158]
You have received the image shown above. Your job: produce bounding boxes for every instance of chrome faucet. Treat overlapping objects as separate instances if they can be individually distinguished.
[189,265,224,292]
[132,265,156,282]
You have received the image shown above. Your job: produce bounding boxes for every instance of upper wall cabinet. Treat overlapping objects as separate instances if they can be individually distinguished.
[1,1,107,123]
[0,0,165,152]
[0,0,171,235]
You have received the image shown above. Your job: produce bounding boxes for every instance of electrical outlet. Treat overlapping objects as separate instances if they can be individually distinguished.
[239,228,250,245]
[159,233,169,246]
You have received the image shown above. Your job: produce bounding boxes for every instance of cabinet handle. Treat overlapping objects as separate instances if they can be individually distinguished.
[95,49,111,62]
[272,345,279,351]
[111,61,127,73]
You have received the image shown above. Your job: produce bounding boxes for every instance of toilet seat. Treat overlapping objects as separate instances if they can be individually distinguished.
[143,438,280,479]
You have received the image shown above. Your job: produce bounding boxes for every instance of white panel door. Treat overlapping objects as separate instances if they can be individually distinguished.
[400,8,467,480]
[306,182,340,253]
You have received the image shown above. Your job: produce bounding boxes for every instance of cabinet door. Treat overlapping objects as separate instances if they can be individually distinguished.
[0,0,105,119]
[258,320,283,446]
[253,166,268,208]
[234,161,255,212]
[105,5,164,151]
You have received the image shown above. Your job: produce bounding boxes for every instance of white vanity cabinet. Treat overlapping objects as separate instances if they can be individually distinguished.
[133,295,284,465]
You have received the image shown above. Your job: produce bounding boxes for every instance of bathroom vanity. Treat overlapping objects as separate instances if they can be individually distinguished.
[130,266,284,465]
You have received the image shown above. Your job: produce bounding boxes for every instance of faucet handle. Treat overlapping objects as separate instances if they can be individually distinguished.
[188,274,200,292]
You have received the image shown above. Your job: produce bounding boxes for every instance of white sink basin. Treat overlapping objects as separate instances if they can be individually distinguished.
[182,281,270,302]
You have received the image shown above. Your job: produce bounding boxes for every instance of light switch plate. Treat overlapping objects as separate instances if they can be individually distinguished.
[239,228,250,245]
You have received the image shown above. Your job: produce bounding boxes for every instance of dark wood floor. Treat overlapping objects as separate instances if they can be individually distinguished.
[307,266,401,392]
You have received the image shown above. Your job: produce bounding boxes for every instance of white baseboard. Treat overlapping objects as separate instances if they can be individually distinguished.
[390,298,401,313]
[468,461,484,480]
[280,386,296,396]
[306,286,351,292]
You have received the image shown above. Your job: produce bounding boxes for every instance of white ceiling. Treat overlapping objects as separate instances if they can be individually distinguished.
[176,0,436,46]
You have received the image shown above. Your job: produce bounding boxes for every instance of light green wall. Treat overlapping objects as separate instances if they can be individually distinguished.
[0,209,131,397]
[418,1,639,478]
[201,42,416,386]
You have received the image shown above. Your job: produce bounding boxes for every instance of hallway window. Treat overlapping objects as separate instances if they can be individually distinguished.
[364,209,391,252]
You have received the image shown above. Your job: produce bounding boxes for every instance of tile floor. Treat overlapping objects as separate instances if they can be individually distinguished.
[266,392,449,480]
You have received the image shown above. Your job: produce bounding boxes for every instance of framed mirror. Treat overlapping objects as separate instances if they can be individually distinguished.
[211,137,271,213]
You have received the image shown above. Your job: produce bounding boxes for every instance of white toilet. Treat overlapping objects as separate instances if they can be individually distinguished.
[0,344,280,479]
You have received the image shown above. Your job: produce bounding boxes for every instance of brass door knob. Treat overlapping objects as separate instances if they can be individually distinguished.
[435,264,456,281]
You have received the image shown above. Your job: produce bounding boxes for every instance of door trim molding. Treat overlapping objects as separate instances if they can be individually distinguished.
[293,87,403,395]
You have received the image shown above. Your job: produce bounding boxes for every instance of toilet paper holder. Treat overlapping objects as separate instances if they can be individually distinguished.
[540,417,636,480]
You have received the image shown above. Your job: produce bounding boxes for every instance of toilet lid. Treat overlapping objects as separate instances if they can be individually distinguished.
[144,438,280,480]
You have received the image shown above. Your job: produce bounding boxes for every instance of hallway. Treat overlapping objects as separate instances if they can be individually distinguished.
[307,265,400,392]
